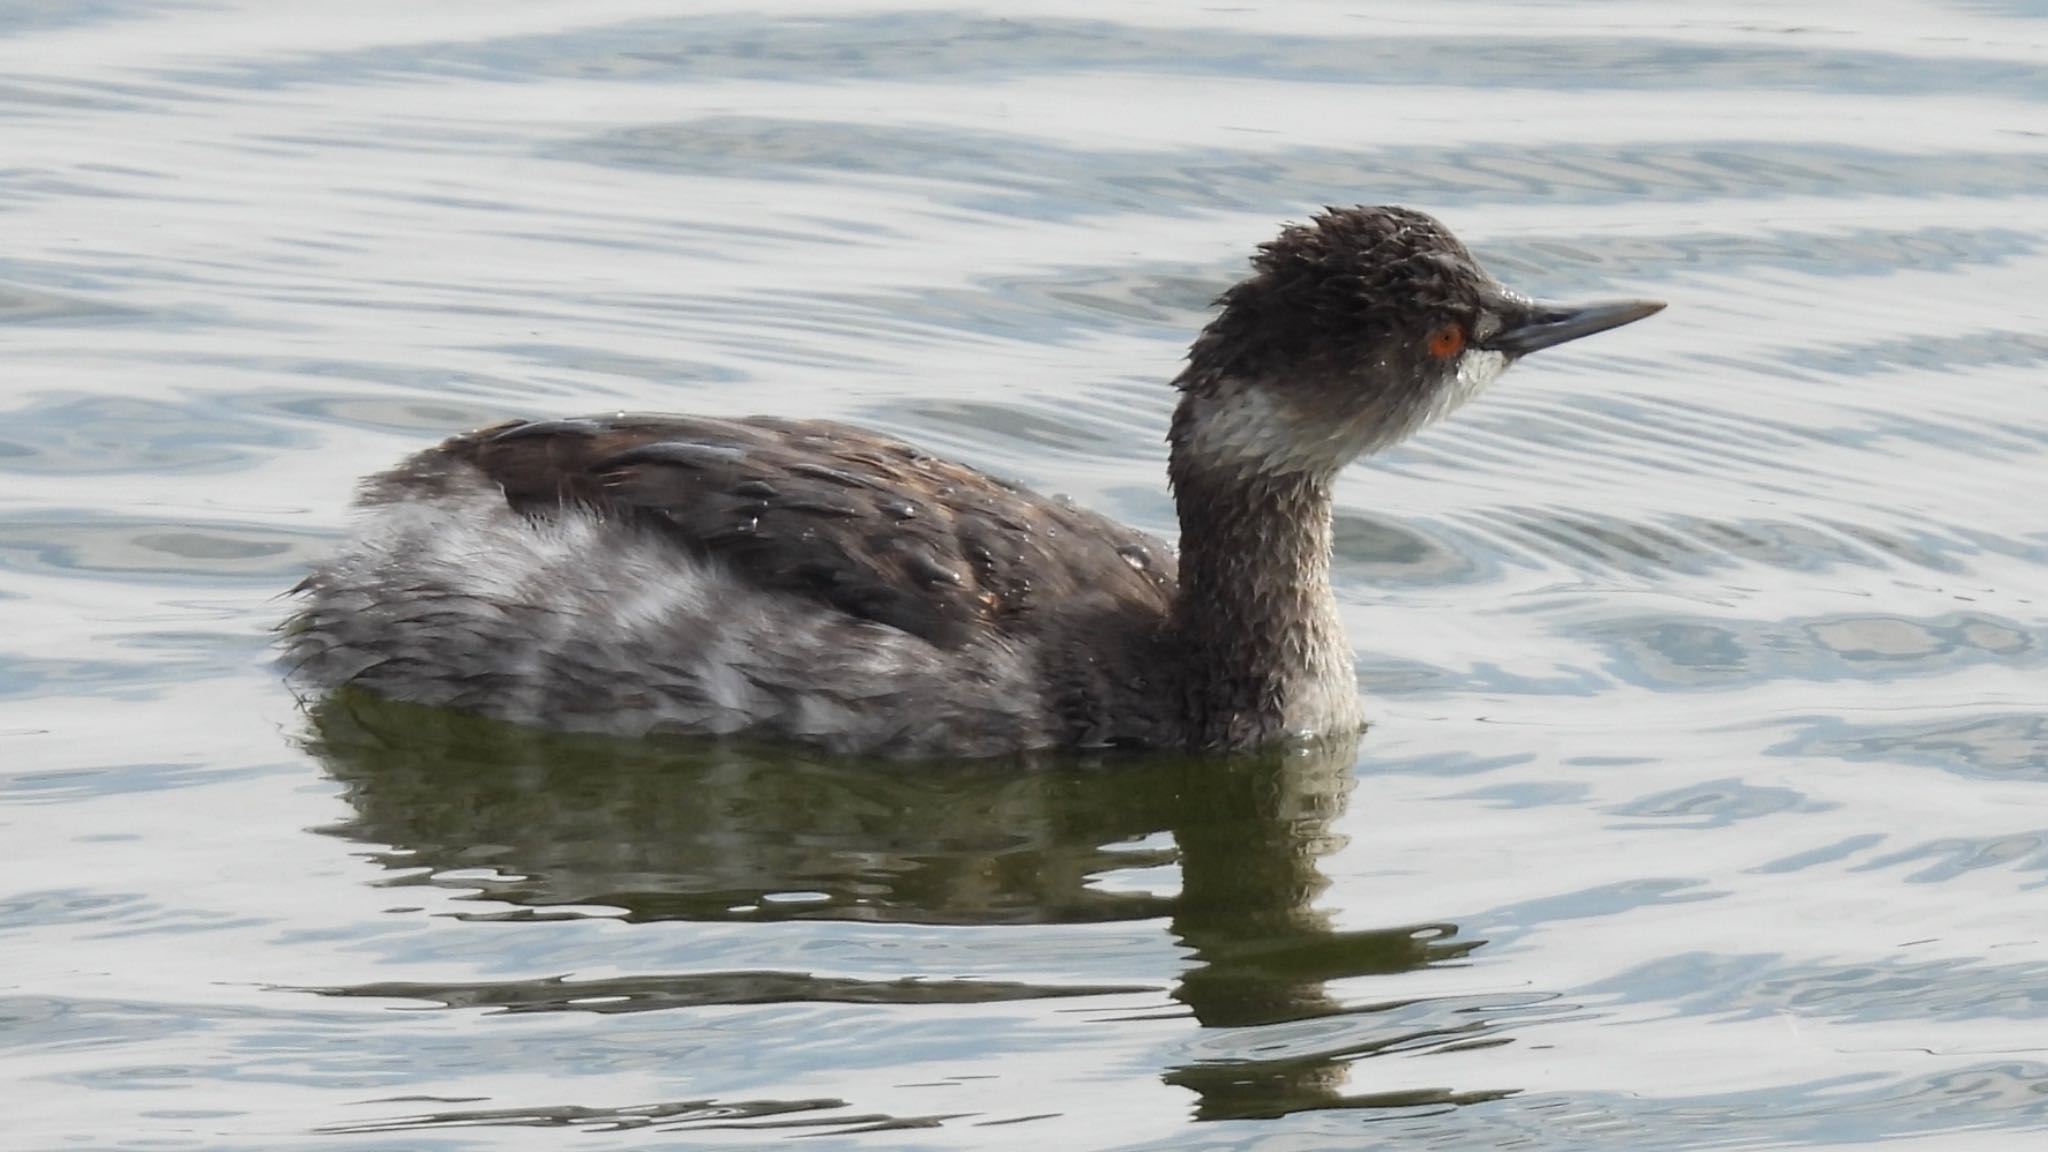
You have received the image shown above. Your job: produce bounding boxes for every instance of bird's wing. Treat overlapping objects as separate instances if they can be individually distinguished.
[371,413,1177,648]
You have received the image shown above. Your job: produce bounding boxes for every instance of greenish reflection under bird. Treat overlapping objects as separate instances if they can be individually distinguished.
[303,690,1507,1123]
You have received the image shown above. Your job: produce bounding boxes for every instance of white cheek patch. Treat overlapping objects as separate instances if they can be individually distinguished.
[1423,347,1508,427]
[1184,387,1310,472]
[1455,347,1509,397]
[1184,386,1383,476]
[1183,348,1517,475]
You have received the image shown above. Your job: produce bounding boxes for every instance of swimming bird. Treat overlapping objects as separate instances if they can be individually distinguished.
[282,206,1662,758]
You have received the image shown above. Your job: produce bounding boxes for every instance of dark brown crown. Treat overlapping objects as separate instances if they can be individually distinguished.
[1178,205,1491,387]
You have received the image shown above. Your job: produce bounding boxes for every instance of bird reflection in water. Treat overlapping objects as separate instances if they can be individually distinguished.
[305,691,1514,1123]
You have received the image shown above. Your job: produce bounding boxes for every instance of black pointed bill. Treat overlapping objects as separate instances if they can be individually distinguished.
[1480,298,1665,357]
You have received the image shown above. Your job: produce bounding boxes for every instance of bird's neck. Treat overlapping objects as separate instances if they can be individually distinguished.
[1167,398,1362,749]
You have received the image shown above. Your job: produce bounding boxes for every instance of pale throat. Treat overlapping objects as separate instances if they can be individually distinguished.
[1176,349,1509,481]
[1175,385,1371,480]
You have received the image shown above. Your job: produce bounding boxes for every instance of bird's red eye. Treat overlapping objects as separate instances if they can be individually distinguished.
[1427,324,1465,359]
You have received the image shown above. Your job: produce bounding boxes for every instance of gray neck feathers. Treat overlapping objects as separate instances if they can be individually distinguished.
[1167,387,1362,749]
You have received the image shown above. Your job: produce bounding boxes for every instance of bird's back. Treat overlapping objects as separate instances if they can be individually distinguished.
[283,414,1183,756]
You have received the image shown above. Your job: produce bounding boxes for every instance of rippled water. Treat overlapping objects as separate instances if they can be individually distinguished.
[4,1,2046,1147]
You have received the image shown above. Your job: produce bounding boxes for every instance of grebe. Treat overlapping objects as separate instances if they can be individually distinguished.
[282,206,1662,757]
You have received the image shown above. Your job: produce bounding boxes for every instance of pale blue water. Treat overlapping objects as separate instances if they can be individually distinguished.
[3,2,2046,1148]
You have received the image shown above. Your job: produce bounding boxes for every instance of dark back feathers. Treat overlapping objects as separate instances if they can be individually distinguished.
[373,414,1179,649]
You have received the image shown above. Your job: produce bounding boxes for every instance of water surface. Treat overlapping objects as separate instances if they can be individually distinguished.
[3,1,2046,1148]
